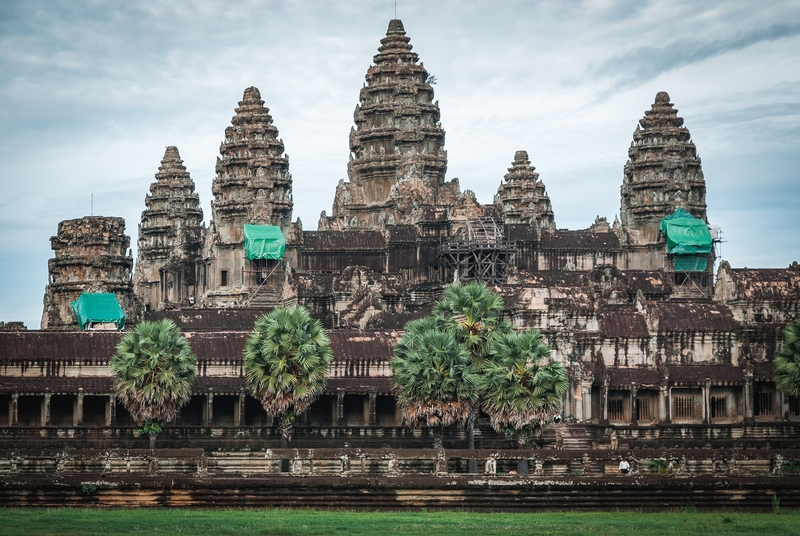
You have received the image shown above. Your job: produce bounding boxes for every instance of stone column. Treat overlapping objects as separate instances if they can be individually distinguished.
[43,392,51,426]
[108,394,116,426]
[368,392,377,426]
[236,391,246,427]
[744,370,754,423]
[11,393,18,426]
[582,384,592,423]
[601,381,609,424]
[702,379,711,424]
[205,392,214,427]
[336,392,345,425]
[630,385,638,426]
[659,383,668,423]
[76,389,84,426]
[573,378,583,422]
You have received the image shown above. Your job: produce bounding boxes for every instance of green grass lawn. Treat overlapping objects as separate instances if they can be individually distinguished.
[1,508,799,535]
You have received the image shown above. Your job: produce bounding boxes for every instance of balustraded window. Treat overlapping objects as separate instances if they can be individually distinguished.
[788,395,800,417]
[710,396,728,419]
[673,395,695,419]
[608,398,625,421]
[636,397,652,421]
[755,389,773,417]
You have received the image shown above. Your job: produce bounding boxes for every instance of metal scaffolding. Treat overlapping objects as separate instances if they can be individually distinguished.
[438,218,516,284]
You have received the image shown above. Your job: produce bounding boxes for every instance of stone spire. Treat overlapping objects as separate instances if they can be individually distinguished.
[134,146,204,309]
[211,86,293,238]
[327,19,449,229]
[494,150,555,230]
[620,92,707,244]
[41,216,135,329]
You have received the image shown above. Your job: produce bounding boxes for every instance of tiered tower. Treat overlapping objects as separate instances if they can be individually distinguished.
[41,217,135,329]
[134,146,204,310]
[326,19,453,230]
[620,92,707,245]
[494,151,556,230]
[207,87,293,304]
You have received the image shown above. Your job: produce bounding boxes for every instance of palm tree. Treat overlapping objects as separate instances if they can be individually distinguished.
[775,321,800,397]
[433,281,512,371]
[433,282,512,453]
[480,329,568,447]
[243,306,332,447]
[390,328,478,449]
[110,319,197,451]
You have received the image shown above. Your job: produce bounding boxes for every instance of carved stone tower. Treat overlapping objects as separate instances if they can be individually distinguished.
[206,87,293,304]
[620,92,707,245]
[494,150,556,230]
[134,146,204,310]
[41,217,135,329]
[325,19,453,230]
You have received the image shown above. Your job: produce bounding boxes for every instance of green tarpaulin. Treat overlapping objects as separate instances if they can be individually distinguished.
[70,293,125,330]
[673,255,707,272]
[659,208,713,255]
[243,225,286,261]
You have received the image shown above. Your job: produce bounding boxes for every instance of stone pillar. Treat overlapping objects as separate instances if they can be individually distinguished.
[108,394,116,426]
[236,391,246,427]
[11,394,18,426]
[205,392,214,427]
[368,392,377,426]
[744,372,755,423]
[702,379,711,424]
[659,384,668,423]
[76,389,84,426]
[44,392,51,426]
[582,384,592,423]
[573,378,583,422]
[601,381,609,424]
[336,392,345,425]
[630,385,638,426]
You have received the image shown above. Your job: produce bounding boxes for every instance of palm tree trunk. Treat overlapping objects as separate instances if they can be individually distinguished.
[280,416,293,448]
[466,412,478,473]
[433,427,444,450]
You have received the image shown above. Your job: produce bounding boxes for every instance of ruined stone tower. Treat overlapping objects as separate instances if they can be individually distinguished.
[206,87,293,304]
[325,19,457,230]
[41,217,135,329]
[134,146,204,310]
[620,91,707,246]
[494,150,556,230]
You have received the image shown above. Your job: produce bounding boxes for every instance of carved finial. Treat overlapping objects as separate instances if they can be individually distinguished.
[387,19,405,34]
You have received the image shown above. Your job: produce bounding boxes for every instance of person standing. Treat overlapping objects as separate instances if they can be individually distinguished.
[619,459,630,475]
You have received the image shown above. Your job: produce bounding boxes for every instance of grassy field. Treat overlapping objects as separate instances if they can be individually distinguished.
[1,508,799,535]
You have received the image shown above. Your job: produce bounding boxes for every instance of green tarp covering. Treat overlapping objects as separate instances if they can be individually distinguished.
[70,293,125,330]
[659,208,713,255]
[243,225,286,261]
[673,255,708,272]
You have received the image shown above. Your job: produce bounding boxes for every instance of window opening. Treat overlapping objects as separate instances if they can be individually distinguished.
[608,398,625,421]
[710,396,727,419]
[673,395,695,419]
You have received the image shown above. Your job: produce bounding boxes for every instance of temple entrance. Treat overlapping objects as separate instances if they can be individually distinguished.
[244,397,269,426]
[376,395,398,425]
[50,395,75,426]
[212,395,237,426]
[83,396,108,426]
[17,396,44,426]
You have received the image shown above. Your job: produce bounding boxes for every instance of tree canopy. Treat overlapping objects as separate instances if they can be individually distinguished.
[775,321,800,397]
[110,319,197,447]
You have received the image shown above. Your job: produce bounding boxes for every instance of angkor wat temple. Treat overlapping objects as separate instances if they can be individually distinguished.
[3,19,800,468]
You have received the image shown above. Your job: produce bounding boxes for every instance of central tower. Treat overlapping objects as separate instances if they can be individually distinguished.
[325,19,450,230]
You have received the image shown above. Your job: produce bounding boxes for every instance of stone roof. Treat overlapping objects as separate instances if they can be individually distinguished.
[145,309,265,332]
[598,307,649,338]
[540,230,620,252]
[303,231,386,251]
[650,301,738,332]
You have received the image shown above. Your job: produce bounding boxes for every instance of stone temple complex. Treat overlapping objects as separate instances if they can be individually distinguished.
[1,20,800,508]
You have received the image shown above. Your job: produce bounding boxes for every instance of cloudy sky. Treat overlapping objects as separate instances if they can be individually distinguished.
[1,0,798,329]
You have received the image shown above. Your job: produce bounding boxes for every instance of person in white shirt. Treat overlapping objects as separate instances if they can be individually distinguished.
[619,459,630,474]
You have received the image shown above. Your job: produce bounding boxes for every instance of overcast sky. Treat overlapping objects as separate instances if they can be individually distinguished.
[1,0,798,329]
